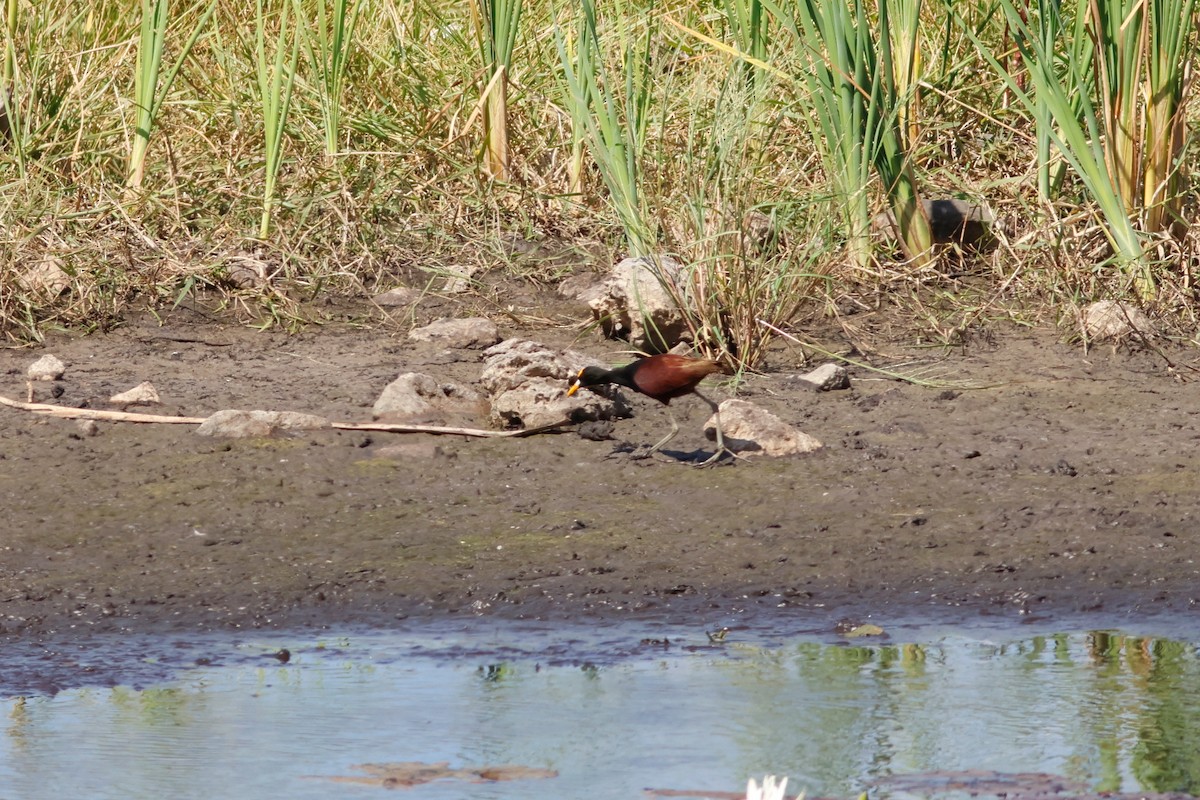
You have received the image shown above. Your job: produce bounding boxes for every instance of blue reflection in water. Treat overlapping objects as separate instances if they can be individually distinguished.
[2,620,1199,800]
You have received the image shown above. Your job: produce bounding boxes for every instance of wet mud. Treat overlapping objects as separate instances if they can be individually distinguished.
[2,307,1199,645]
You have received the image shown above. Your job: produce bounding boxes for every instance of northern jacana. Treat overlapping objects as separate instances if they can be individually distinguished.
[566,354,730,465]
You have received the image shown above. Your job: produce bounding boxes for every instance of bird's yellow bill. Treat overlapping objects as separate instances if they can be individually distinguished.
[566,380,581,397]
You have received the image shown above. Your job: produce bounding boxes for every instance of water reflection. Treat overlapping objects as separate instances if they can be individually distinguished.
[1,626,1198,800]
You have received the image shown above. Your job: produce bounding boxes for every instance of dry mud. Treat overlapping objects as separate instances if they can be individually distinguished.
[2,307,1199,640]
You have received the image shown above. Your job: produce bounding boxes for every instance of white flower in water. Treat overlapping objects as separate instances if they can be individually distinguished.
[746,775,800,800]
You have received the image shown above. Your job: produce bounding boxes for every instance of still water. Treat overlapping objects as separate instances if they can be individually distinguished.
[2,616,1199,800]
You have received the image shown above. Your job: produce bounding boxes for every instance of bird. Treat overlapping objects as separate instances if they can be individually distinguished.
[566,354,730,465]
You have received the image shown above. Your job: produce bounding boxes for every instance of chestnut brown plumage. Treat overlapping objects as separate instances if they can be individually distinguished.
[567,354,730,465]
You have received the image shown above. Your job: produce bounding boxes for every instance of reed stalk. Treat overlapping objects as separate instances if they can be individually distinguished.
[255,0,300,239]
[763,0,934,269]
[1,0,20,172]
[296,0,361,159]
[892,0,923,150]
[1142,0,1196,233]
[472,0,522,181]
[723,0,768,94]
[555,0,657,256]
[125,0,216,196]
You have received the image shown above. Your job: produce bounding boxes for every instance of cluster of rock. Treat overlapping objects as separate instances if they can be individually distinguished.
[16,316,838,458]
[26,355,161,408]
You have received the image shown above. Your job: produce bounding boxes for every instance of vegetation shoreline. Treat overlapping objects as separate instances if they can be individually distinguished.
[2,0,1197,355]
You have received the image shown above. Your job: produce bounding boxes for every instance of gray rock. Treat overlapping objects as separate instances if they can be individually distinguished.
[18,256,71,298]
[27,354,66,381]
[408,317,501,349]
[374,286,421,307]
[585,255,691,352]
[196,409,331,438]
[481,338,631,429]
[224,254,270,289]
[798,363,850,391]
[438,263,479,294]
[372,372,486,421]
[705,399,823,457]
[76,419,100,437]
[26,355,66,402]
[742,210,782,255]
[1082,300,1155,341]
[557,273,603,301]
[109,381,161,406]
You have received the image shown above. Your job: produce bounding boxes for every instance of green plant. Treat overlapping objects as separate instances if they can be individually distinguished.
[126,0,217,195]
[295,0,361,159]
[556,0,659,256]
[762,0,935,270]
[254,0,300,239]
[471,0,522,181]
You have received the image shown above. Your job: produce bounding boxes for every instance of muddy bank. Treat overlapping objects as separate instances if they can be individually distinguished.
[1,311,1198,640]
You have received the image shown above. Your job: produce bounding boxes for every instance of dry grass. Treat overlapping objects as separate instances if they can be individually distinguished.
[1,0,1198,353]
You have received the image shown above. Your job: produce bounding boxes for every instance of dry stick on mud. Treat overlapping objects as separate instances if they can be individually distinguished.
[0,394,572,438]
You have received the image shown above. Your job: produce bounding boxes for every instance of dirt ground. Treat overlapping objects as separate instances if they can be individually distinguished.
[2,295,1200,641]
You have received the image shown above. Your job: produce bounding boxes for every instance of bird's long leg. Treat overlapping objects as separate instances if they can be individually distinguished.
[693,390,730,466]
[645,406,680,455]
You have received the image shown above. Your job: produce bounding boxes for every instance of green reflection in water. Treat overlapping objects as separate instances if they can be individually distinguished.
[3,628,1200,800]
[707,631,1200,794]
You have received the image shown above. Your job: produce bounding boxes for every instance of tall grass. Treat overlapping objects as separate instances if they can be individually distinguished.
[1025,0,1090,201]
[762,0,935,271]
[126,0,217,195]
[472,0,522,181]
[0,0,1197,345]
[555,0,659,256]
[295,0,361,159]
[254,0,300,239]
[964,0,1197,297]
[652,5,829,366]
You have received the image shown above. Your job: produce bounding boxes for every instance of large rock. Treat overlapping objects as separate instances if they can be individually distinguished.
[372,372,486,422]
[196,410,331,438]
[109,381,161,406]
[408,317,501,349]
[18,256,71,298]
[797,363,850,391]
[705,399,822,457]
[480,338,631,429]
[1082,301,1155,341]
[27,354,66,381]
[583,255,690,352]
